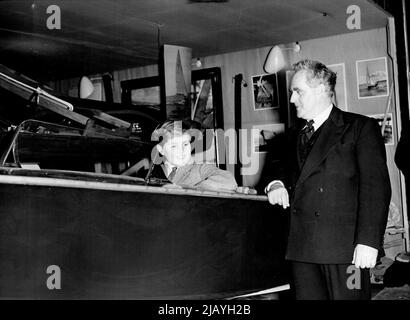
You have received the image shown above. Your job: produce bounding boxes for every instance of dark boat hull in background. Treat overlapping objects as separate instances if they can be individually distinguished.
[0,169,289,299]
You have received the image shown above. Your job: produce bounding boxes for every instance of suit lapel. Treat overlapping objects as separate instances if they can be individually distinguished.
[296,107,349,186]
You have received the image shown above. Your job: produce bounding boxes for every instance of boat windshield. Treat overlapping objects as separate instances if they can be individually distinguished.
[0,118,163,183]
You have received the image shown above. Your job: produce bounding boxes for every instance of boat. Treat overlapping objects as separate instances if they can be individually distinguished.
[0,65,289,299]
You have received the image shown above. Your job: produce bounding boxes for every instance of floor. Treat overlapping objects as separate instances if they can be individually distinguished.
[372,284,410,300]
[239,254,410,300]
[371,284,387,299]
[237,283,407,300]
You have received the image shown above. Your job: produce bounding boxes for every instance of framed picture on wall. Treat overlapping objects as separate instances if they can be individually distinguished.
[252,123,285,153]
[368,113,394,145]
[356,57,389,99]
[121,75,161,111]
[191,67,224,168]
[328,63,347,110]
[251,73,279,110]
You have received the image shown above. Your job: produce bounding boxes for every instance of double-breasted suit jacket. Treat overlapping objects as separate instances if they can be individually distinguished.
[282,106,391,264]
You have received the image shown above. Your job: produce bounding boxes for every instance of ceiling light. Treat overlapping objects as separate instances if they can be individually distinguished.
[264,42,301,74]
[79,76,94,99]
[194,58,202,68]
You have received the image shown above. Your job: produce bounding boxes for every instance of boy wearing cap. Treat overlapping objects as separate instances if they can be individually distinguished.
[150,120,240,192]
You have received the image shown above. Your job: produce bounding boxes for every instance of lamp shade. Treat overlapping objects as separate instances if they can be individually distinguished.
[79,76,94,98]
[263,45,286,74]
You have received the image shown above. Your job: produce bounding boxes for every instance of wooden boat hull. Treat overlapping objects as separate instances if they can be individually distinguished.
[0,171,289,299]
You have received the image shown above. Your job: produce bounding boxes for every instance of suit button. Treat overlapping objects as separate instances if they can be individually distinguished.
[292,209,297,214]
[318,187,324,193]
[315,211,320,217]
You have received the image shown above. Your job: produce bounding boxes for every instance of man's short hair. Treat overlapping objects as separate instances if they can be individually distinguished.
[151,120,191,145]
[292,59,337,97]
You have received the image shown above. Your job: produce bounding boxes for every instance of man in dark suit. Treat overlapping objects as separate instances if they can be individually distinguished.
[266,59,391,299]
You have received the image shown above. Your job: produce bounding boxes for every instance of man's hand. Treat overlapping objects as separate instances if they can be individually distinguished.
[352,244,378,269]
[267,184,289,209]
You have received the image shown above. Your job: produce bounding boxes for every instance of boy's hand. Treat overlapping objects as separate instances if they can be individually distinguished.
[235,186,257,194]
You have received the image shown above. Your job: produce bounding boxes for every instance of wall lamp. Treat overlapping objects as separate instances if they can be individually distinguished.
[192,57,202,68]
[79,76,94,99]
[264,42,301,74]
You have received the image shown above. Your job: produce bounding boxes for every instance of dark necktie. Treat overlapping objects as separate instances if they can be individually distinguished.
[301,119,315,148]
[168,167,177,181]
[297,119,315,167]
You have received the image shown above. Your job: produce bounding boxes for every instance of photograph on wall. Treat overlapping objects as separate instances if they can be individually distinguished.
[191,79,214,129]
[191,79,217,165]
[368,113,394,145]
[356,57,389,99]
[251,73,279,110]
[328,63,347,110]
[252,123,285,153]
